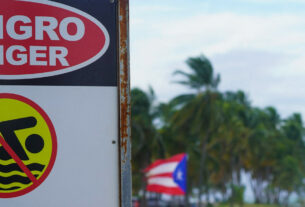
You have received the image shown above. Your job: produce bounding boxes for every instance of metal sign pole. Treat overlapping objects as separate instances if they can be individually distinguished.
[118,0,132,207]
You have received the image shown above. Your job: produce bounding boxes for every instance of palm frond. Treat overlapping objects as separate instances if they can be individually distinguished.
[169,94,196,108]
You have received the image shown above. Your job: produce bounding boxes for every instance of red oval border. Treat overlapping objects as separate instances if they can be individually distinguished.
[0,93,57,198]
[0,0,110,80]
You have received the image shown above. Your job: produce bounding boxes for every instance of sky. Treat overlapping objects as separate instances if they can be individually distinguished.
[130,0,305,120]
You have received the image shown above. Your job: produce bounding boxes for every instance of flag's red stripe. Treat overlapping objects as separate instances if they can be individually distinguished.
[144,153,186,172]
[147,184,185,195]
[0,135,37,184]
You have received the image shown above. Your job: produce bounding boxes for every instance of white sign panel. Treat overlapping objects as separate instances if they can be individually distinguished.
[0,0,123,206]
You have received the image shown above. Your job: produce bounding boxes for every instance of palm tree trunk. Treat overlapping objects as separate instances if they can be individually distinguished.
[184,189,189,207]
[157,193,161,207]
[206,184,210,204]
[141,189,147,207]
[184,155,190,207]
[198,138,208,207]
[140,173,148,207]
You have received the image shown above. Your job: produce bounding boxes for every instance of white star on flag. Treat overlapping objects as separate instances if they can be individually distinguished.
[177,170,183,181]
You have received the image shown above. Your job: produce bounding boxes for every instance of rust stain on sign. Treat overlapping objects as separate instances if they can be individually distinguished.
[119,0,131,162]
[118,0,132,207]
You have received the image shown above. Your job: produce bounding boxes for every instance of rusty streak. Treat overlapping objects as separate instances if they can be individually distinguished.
[119,0,130,160]
[118,0,131,207]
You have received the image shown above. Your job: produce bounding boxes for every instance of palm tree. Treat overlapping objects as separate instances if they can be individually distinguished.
[275,113,305,206]
[131,88,165,206]
[174,55,220,93]
[170,55,221,206]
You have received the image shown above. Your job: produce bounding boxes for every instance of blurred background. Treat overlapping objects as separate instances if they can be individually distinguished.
[129,0,305,206]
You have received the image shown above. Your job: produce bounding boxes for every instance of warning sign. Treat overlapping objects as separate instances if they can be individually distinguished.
[0,93,57,198]
[0,0,130,206]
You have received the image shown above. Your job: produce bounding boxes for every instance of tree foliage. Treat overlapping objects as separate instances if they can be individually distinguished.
[131,55,305,207]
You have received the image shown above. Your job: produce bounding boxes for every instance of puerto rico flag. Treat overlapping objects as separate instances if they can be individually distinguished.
[144,153,187,195]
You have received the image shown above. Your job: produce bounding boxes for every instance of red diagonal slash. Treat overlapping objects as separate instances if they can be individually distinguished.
[0,134,38,185]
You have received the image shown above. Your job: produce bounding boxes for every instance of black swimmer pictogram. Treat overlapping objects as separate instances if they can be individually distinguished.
[0,117,46,189]
[0,93,57,198]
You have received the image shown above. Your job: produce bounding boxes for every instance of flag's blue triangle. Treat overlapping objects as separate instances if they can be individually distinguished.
[173,155,187,193]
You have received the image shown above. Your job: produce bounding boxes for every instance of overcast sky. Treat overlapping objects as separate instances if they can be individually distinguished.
[130,0,305,120]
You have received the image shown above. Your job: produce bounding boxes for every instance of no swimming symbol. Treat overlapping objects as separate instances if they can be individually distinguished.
[0,93,57,198]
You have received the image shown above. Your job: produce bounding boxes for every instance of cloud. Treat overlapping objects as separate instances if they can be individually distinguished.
[244,0,305,3]
[130,5,305,118]
[211,49,298,115]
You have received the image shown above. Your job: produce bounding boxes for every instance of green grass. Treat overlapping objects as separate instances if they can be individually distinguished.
[244,205,277,207]
[217,204,278,207]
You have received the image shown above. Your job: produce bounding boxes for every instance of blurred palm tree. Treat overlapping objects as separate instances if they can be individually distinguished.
[131,88,165,206]
[170,55,221,206]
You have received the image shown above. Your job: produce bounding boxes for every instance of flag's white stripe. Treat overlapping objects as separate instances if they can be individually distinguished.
[147,177,178,188]
[146,162,178,177]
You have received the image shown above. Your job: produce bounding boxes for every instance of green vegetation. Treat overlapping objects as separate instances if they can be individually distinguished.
[217,204,277,207]
[131,55,305,207]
